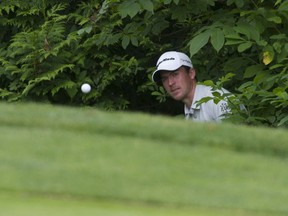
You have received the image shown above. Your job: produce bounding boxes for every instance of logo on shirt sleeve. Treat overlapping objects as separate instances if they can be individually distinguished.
[220,102,230,113]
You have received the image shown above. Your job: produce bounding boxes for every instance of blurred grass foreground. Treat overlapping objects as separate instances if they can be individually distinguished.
[0,102,287,216]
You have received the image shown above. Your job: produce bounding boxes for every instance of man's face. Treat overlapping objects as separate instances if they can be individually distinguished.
[160,67,195,102]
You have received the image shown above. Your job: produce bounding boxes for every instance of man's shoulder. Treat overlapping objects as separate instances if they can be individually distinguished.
[196,84,230,95]
[194,84,231,107]
[195,84,214,96]
[196,84,212,90]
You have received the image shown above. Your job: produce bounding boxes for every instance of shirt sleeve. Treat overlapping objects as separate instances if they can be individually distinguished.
[213,99,230,121]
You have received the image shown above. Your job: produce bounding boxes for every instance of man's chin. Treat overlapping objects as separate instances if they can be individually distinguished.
[171,94,183,101]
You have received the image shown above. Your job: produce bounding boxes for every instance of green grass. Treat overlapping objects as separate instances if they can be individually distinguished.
[0,192,283,216]
[0,102,287,216]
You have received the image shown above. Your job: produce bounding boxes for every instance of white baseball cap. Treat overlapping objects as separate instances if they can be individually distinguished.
[152,51,193,83]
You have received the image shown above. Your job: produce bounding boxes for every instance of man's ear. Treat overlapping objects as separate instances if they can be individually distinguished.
[189,68,196,80]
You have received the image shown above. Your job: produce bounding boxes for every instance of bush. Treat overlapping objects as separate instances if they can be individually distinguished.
[0,0,287,127]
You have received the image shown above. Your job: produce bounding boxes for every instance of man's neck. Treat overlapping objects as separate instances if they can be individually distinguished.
[184,82,197,108]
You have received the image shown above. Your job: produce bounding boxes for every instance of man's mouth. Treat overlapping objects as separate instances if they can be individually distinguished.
[171,87,180,93]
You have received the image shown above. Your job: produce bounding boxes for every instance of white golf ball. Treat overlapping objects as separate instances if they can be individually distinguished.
[81,83,91,93]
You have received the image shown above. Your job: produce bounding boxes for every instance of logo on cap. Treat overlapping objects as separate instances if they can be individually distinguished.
[157,57,175,67]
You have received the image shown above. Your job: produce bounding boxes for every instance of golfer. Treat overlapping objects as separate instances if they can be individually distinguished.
[152,51,230,122]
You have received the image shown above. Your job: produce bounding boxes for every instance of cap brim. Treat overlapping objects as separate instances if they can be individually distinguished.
[152,70,162,83]
[152,66,181,83]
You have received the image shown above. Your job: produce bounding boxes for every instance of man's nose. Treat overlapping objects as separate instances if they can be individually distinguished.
[168,75,175,86]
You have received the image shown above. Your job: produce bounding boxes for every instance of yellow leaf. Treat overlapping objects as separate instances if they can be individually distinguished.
[262,51,273,65]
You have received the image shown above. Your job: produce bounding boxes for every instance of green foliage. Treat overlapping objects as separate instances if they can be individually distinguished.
[0,0,287,127]
[0,0,149,109]
[0,2,76,102]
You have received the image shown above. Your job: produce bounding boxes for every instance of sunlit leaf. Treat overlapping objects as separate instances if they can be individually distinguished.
[262,51,273,65]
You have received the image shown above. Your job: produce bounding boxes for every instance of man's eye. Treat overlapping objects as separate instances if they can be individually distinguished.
[172,72,178,77]
[161,77,168,82]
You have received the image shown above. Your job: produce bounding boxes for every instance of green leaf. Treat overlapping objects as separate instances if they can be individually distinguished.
[51,80,76,96]
[233,26,251,40]
[256,40,268,46]
[77,26,92,35]
[285,43,288,52]
[235,22,260,42]
[279,1,288,11]
[273,42,282,53]
[267,16,282,24]
[152,91,163,96]
[262,45,275,65]
[138,0,154,12]
[275,0,282,6]
[235,0,244,8]
[227,0,234,6]
[130,37,139,46]
[254,71,269,85]
[225,34,245,40]
[269,64,284,70]
[0,89,13,98]
[270,34,286,40]
[189,30,211,57]
[244,65,264,78]
[238,81,254,92]
[67,86,78,99]
[212,91,221,98]
[237,42,252,52]
[118,0,141,18]
[225,40,244,45]
[122,35,130,49]
[151,18,169,35]
[278,115,288,126]
[85,26,92,34]
[273,87,288,100]
[76,29,84,36]
[98,0,110,15]
[220,73,235,83]
[203,80,215,86]
[196,96,213,105]
[163,0,172,4]
[172,6,189,21]
[227,0,244,7]
[210,28,225,52]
